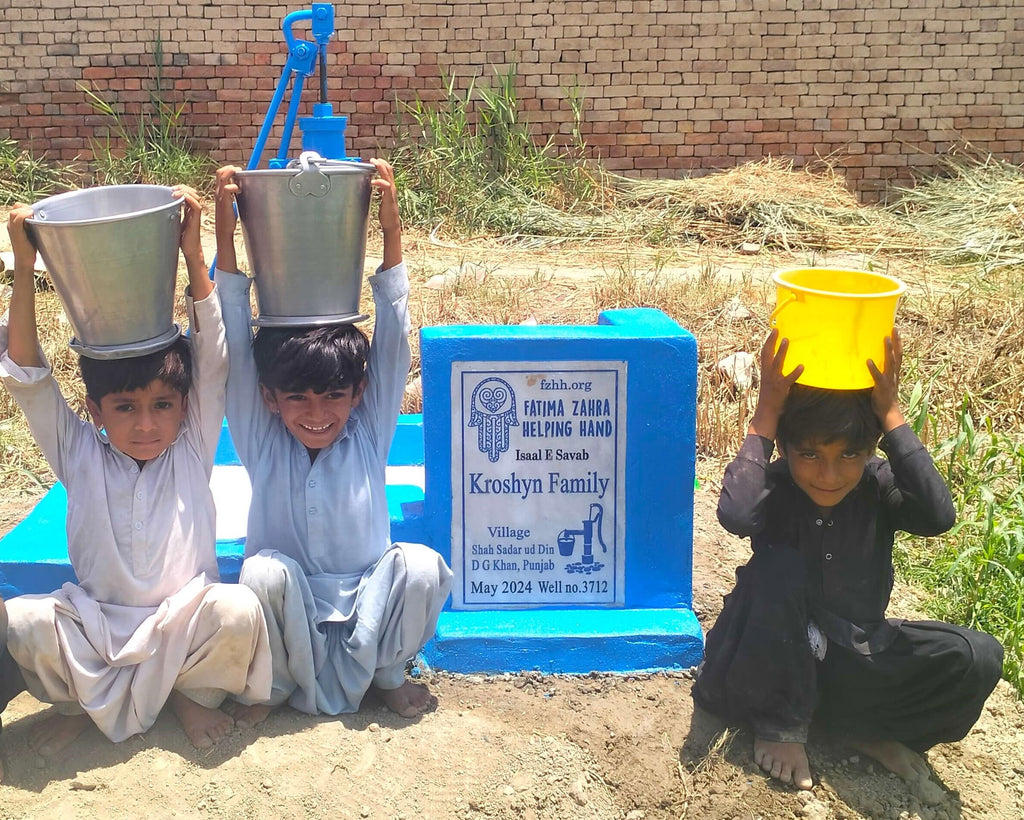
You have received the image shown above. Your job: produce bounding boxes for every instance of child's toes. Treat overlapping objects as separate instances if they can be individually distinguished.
[191,715,232,749]
[794,765,813,790]
[910,755,931,780]
[192,731,215,749]
[776,759,791,783]
[378,681,437,718]
[911,777,946,806]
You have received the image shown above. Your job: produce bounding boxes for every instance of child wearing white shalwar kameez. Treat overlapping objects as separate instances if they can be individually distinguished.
[0,194,272,758]
[213,160,452,722]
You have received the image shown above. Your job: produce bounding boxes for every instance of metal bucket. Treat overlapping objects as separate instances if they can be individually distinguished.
[235,155,376,326]
[26,185,183,359]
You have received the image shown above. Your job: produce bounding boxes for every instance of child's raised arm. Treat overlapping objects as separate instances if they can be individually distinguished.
[868,329,907,433]
[214,166,242,275]
[369,158,402,271]
[748,328,803,441]
[6,207,43,369]
[172,185,211,303]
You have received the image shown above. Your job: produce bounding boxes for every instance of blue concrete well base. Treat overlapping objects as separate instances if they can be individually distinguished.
[423,608,704,675]
[418,307,705,674]
[1,379,707,674]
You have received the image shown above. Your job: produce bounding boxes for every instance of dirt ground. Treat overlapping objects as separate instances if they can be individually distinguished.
[0,219,1022,820]
[0,488,1020,820]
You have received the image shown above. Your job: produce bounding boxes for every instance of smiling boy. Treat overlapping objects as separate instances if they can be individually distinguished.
[692,329,1003,802]
[213,160,451,725]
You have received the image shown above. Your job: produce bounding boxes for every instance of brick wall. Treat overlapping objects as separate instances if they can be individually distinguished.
[1,0,1023,201]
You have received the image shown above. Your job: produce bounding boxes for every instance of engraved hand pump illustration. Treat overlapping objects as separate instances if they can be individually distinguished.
[557,503,607,568]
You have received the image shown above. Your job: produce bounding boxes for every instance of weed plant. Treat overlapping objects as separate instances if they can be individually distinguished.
[0,140,74,206]
[898,386,1024,695]
[390,66,601,237]
[80,34,212,191]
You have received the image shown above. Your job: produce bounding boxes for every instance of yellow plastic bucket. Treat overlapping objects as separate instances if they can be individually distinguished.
[770,268,906,389]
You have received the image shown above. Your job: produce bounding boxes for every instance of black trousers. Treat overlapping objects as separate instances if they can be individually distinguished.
[692,545,1004,751]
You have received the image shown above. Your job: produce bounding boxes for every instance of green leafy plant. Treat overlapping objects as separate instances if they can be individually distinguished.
[390,65,599,236]
[80,33,212,191]
[901,385,1024,696]
[0,139,74,206]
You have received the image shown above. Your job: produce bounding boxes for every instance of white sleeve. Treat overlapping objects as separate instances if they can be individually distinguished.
[184,284,229,473]
[0,323,90,484]
[359,261,412,462]
[215,268,275,468]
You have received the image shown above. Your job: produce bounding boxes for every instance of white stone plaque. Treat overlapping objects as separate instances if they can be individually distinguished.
[451,361,627,609]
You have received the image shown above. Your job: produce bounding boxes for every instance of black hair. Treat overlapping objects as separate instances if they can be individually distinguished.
[252,323,369,394]
[776,384,882,453]
[79,336,193,403]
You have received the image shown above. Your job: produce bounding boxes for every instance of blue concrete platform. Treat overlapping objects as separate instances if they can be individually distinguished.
[415,308,705,673]
[427,608,703,674]
[0,408,705,674]
[0,415,430,599]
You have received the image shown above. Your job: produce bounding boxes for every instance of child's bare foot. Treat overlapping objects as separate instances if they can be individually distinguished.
[30,712,92,757]
[850,739,945,805]
[168,691,234,749]
[375,680,437,718]
[753,736,813,789]
[222,700,274,729]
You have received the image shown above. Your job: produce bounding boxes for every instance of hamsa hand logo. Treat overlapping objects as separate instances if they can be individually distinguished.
[468,377,518,462]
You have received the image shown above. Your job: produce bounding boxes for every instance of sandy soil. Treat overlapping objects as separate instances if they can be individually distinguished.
[0,488,1021,820]
[0,215,1021,819]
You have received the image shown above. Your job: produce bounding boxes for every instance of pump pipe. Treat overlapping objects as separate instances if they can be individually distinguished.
[208,4,342,279]
[247,5,335,171]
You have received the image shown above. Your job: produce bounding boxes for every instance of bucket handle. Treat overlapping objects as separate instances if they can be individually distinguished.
[769,294,796,326]
[297,151,323,173]
[289,151,331,198]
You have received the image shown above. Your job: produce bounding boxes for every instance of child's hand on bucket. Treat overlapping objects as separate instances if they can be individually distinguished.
[214,165,241,238]
[369,159,400,235]
[6,206,37,274]
[867,329,905,433]
[213,166,242,274]
[369,159,402,271]
[749,329,804,441]
[172,185,204,264]
[758,329,804,412]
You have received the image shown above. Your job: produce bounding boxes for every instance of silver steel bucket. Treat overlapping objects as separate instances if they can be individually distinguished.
[235,155,376,326]
[26,185,183,359]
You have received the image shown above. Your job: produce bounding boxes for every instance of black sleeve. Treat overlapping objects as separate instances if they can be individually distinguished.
[877,423,956,536]
[717,434,775,537]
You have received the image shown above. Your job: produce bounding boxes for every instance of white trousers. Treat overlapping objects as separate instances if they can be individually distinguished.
[239,543,452,715]
[7,578,272,741]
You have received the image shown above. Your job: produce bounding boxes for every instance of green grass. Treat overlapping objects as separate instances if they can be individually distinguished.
[0,139,75,206]
[78,33,213,192]
[80,84,214,192]
[898,383,1024,695]
[79,82,213,192]
[390,66,601,237]
[1,33,211,202]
